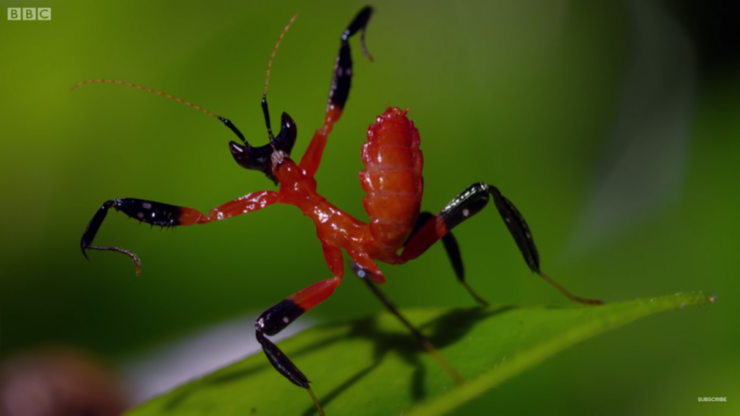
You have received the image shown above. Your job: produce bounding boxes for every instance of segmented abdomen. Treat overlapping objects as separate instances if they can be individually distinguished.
[360,107,423,252]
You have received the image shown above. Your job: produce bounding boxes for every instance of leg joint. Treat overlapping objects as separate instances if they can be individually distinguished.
[256,299,306,336]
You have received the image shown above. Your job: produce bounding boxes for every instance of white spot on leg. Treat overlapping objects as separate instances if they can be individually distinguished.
[282,317,289,324]
[462,208,470,217]
[270,150,286,172]
[142,202,152,209]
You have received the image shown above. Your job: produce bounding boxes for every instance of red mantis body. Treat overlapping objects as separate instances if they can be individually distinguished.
[176,106,423,312]
[76,7,600,414]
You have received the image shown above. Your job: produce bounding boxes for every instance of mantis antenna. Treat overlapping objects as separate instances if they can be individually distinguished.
[71,13,300,145]
[261,13,298,141]
[70,79,221,120]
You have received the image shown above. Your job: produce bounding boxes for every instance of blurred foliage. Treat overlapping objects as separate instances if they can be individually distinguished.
[0,0,737,415]
[126,293,714,416]
[0,347,128,416]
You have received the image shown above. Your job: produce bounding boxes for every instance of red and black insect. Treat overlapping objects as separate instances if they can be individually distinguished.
[76,7,601,414]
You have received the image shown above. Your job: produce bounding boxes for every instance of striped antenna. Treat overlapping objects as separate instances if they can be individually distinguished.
[264,13,298,96]
[71,79,221,120]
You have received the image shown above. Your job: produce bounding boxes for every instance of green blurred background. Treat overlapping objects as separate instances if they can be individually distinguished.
[0,0,737,414]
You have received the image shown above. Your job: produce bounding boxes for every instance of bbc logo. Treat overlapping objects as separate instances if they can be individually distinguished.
[7,8,52,21]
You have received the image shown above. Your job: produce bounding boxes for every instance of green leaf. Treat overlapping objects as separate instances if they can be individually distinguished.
[126,292,714,416]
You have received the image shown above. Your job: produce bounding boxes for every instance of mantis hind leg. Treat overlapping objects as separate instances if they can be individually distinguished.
[401,183,603,305]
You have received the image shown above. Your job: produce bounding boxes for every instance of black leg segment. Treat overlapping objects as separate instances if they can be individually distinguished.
[446,183,602,305]
[486,185,540,273]
[433,182,540,273]
[404,182,601,305]
[256,298,327,415]
[80,198,184,273]
[328,6,374,111]
[255,299,310,388]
